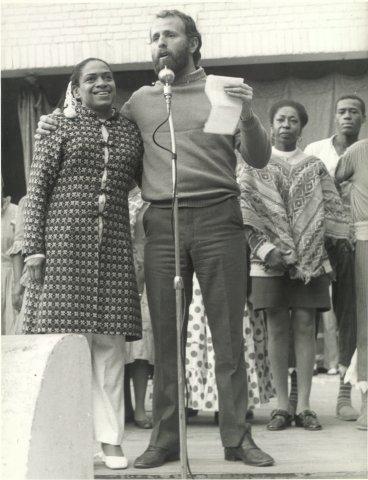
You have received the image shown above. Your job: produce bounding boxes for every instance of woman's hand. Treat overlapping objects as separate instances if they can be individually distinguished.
[27,257,45,282]
[264,248,289,269]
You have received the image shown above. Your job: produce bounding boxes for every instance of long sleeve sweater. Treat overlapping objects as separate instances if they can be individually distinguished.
[121,67,270,206]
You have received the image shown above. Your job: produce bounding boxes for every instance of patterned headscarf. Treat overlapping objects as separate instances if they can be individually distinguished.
[63,82,77,119]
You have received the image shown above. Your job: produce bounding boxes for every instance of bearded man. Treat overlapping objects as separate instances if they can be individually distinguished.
[124,10,274,468]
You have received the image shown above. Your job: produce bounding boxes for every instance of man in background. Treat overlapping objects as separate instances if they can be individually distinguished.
[336,138,368,431]
[305,95,366,421]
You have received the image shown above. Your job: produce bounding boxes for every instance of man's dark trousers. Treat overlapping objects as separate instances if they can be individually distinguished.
[144,197,248,450]
[327,239,357,368]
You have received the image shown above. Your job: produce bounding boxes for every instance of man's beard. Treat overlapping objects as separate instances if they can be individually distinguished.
[153,43,190,76]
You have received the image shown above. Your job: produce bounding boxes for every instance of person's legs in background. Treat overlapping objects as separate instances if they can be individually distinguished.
[355,239,368,430]
[125,283,154,429]
[246,307,275,418]
[329,240,359,420]
[130,359,153,428]
[322,307,339,374]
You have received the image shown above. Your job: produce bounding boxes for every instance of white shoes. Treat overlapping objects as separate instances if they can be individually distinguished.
[103,454,128,469]
[95,451,128,469]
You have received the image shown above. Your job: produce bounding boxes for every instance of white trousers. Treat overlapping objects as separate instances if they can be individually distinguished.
[84,334,126,445]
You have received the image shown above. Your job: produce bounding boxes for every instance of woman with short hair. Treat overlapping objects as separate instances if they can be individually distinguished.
[240,100,349,431]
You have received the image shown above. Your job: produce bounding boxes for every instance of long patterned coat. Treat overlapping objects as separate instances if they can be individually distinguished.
[23,105,143,339]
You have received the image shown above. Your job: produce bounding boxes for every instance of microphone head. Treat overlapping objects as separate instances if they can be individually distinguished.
[158,66,175,85]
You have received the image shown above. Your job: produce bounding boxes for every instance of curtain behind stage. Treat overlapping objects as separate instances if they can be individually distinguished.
[250,72,368,150]
[115,71,368,151]
[17,81,52,184]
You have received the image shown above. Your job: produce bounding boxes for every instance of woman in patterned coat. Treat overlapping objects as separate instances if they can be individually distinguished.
[23,58,143,469]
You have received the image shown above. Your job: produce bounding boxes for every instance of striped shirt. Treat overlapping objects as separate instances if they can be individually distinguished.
[336,139,368,224]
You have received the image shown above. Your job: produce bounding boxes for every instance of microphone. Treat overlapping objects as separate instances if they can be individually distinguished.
[158,66,175,99]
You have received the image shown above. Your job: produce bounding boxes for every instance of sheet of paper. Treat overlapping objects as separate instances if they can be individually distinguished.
[204,75,244,135]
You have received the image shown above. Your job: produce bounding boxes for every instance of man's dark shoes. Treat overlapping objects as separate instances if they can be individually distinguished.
[224,427,274,467]
[267,409,293,431]
[134,446,179,469]
[295,410,322,430]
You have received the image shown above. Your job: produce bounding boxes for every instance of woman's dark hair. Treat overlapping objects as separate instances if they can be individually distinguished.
[269,100,309,128]
[69,57,112,88]
[155,10,202,65]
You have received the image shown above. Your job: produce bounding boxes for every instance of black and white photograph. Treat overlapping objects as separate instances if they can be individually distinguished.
[1,1,368,479]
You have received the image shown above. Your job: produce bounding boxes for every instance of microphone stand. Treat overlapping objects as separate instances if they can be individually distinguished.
[162,80,188,479]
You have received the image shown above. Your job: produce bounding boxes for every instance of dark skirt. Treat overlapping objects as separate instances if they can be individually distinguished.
[250,274,331,312]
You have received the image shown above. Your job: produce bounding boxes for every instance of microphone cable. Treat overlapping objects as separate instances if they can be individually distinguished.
[151,104,194,479]
[152,110,172,155]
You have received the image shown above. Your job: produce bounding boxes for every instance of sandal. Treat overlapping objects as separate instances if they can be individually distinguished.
[295,410,322,430]
[267,409,293,431]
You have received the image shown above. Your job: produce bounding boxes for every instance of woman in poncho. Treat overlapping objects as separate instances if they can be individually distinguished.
[239,100,349,431]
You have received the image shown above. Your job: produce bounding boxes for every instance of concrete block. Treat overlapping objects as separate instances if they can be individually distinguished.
[1,334,93,480]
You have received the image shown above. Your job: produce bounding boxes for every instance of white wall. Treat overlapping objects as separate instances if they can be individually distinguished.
[2,0,368,74]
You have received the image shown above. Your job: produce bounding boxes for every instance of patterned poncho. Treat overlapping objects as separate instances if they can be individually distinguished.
[239,148,350,283]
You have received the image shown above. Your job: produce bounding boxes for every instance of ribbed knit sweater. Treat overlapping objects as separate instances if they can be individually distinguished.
[121,67,270,206]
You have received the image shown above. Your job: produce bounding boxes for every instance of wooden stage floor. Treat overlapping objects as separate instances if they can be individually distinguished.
[94,374,367,479]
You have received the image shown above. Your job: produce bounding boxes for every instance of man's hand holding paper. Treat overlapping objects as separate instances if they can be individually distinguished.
[204,75,254,135]
[224,82,253,120]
